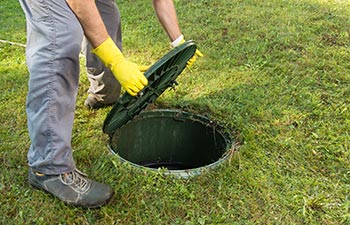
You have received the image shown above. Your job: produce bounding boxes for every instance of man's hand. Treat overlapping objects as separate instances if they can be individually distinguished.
[187,48,204,67]
[137,65,150,72]
[171,35,203,67]
[92,37,148,96]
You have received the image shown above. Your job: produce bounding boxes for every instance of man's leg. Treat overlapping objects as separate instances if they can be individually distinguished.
[22,0,83,174]
[83,0,122,109]
[19,0,114,207]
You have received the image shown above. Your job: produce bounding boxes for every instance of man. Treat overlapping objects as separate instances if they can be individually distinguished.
[19,0,202,208]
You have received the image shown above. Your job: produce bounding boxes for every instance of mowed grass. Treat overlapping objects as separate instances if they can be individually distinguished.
[1,0,350,224]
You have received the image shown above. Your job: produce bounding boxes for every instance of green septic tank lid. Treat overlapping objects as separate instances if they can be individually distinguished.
[103,40,197,135]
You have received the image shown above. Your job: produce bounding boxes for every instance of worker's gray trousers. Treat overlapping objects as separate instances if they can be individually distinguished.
[19,0,121,174]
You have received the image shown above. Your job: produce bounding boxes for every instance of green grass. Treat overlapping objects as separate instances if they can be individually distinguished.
[1,0,350,224]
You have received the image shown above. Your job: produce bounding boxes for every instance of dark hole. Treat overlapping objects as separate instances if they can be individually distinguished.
[110,110,231,171]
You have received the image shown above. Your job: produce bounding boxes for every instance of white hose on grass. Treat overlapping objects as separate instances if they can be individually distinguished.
[0,39,26,47]
[0,39,85,57]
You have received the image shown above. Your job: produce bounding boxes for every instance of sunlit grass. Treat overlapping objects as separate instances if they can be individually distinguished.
[1,0,350,224]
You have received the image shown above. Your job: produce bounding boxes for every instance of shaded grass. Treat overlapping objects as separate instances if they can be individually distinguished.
[0,0,26,43]
[1,0,350,224]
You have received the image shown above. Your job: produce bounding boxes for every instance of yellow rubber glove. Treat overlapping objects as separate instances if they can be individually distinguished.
[137,65,150,72]
[92,37,148,96]
[171,35,203,67]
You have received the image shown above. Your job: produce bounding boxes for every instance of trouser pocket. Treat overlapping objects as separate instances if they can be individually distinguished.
[27,0,51,21]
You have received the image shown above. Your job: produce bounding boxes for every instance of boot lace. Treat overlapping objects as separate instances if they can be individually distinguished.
[60,169,91,194]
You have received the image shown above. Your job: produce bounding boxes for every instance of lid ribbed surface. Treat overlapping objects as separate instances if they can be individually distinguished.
[103,41,197,135]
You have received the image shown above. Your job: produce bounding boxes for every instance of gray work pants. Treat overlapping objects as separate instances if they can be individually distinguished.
[83,0,122,104]
[19,0,121,175]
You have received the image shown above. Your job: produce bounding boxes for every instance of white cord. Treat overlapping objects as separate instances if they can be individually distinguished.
[0,39,85,57]
[0,39,26,47]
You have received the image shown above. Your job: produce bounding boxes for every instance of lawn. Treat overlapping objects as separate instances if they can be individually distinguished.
[1,0,350,224]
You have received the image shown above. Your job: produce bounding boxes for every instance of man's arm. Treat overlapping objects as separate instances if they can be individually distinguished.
[65,0,148,96]
[66,0,108,47]
[153,0,203,67]
[152,0,182,42]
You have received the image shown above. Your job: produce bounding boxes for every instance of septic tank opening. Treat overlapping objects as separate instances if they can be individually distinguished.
[103,41,236,178]
[109,109,233,178]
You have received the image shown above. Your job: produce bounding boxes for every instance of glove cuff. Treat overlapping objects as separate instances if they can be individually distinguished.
[91,37,124,68]
[170,34,185,47]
